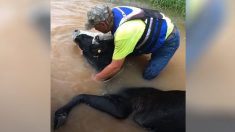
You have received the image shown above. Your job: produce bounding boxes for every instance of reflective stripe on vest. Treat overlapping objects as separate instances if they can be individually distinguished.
[135,18,153,49]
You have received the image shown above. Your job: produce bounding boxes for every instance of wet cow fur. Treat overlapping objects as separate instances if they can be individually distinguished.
[53,31,185,132]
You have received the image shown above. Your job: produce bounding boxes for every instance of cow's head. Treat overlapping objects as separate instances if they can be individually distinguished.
[72,30,114,71]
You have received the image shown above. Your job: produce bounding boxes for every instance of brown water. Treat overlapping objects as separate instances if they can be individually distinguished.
[51,0,185,131]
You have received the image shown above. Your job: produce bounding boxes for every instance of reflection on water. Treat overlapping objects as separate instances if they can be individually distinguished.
[51,0,185,131]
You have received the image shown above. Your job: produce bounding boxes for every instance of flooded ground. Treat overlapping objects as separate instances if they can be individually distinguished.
[51,0,185,131]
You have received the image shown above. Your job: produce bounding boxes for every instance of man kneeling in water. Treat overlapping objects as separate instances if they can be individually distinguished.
[85,5,180,81]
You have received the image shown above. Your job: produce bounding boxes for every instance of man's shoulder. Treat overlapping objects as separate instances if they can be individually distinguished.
[120,19,145,28]
[115,20,145,36]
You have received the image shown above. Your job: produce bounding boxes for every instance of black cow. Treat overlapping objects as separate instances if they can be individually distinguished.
[54,87,185,132]
[54,30,185,132]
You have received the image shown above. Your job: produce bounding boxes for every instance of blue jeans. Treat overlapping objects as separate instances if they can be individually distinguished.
[143,28,180,80]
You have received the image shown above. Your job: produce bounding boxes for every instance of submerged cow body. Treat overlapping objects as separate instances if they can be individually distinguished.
[54,30,185,131]
[54,87,185,132]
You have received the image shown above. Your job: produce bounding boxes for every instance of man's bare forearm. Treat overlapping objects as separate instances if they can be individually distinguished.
[95,64,120,81]
[94,59,125,81]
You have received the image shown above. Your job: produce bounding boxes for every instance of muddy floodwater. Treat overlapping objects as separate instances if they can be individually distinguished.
[51,0,185,131]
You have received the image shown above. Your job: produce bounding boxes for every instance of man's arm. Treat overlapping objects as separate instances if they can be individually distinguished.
[94,58,125,81]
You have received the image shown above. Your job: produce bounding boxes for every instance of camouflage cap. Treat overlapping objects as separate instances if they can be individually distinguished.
[85,5,110,30]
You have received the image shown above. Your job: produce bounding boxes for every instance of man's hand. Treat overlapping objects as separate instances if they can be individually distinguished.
[94,59,125,81]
